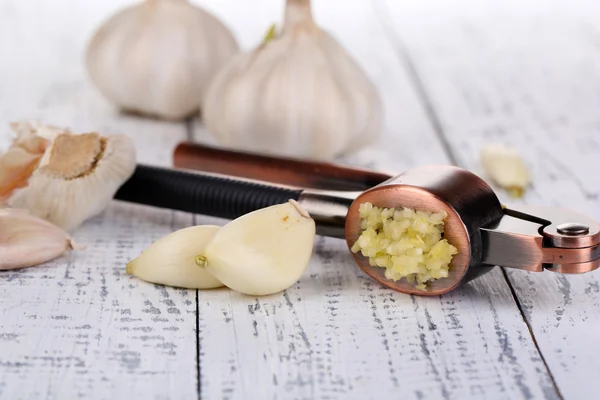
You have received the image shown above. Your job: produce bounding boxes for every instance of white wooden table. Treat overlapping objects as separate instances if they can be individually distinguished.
[1,1,599,399]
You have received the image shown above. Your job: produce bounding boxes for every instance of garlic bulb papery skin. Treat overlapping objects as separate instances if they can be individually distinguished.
[480,143,531,198]
[127,225,224,289]
[0,144,46,202]
[202,0,383,160]
[85,0,239,120]
[7,132,137,231]
[10,121,69,143]
[0,208,79,270]
[0,122,69,201]
[197,200,316,296]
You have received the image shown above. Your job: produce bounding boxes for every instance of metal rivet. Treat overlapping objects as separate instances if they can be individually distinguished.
[557,223,589,236]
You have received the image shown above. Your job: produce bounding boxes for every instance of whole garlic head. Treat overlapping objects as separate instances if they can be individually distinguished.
[85,0,239,120]
[8,131,137,231]
[202,0,383,160]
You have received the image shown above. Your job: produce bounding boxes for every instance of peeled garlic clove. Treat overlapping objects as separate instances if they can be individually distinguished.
[202,0,383,160]
[7,131,136,231]
[480,143,531,198]
[0,208,79,270]
[198,200,316,296]
[85,0,239,120]
[126,225,224,289]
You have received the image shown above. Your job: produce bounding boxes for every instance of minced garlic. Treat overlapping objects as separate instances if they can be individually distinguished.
[351,202,458,290]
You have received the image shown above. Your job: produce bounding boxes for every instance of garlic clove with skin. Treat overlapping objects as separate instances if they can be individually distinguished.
[0,208,80,270]
[480,143,531,198]
[202,0,383,161]
[7,131,136,231]
[85,0,239,120]
[197,200,316,296]
[126,225,224,289]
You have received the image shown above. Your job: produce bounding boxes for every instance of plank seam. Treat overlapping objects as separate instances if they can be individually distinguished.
[370,0,458,166]
[185,118,195,142]
[500,268,564,400]
[370,1,563,396]
[196,287,201,399]
[186,117,201,398]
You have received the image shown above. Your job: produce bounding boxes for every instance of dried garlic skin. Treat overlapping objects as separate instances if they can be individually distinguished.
[126,225,224,289]
[0,122,68,201]
[202,0,382,160]
[0,147,44,201]
[7,132,136,231]
[9,121,68,143]
[0,208,78,270]
[199,200,316,296]
[85,0,239,120]
[480,143,530,198]
[351,202,458,290]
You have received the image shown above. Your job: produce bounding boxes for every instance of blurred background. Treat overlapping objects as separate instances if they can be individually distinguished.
[1,0,599,211]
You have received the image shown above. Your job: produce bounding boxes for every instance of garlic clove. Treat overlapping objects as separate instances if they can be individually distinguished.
[202,0,382,161]
[0,208,79,270]
[7,131,137,231]
[126,225,224,289]
[480,143,531,198]
[197,200,316,296]
[85,0,239,120]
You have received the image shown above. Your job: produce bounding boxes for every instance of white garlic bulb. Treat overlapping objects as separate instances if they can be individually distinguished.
[85,0,239,120]
[8,131,137,231]
[197,200,316,296]
[202,0,383,160]
[0,208,80,270]
[480,143,531,198]
[126,225,224,289]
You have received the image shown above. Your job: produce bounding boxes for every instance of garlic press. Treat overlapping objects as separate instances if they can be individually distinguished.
[113,142,600,296]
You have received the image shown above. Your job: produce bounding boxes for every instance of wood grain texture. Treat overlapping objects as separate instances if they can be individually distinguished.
[376,0,600,398]
[192,1,557,398]
[0,1,198,399]
[3,0,596,398]
[197,237,557,399]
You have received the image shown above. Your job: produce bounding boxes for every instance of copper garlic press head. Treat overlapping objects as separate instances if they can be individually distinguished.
[345,164,505,296]
[164,142,600,296]
[345,165,600,295]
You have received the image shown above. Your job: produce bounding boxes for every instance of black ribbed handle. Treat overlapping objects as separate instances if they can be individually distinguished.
[114,164,303,220]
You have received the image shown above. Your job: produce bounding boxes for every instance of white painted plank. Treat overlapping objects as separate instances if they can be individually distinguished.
[197,236,558,400]
[0,1,198,398]
[192,1,556,398]
[377,0,600,398]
